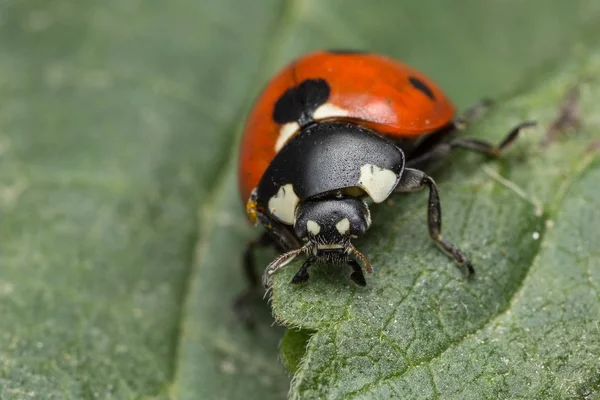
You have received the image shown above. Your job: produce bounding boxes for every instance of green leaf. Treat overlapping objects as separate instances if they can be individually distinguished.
[281,329,313,375]
[1,0,600,399]
[274,52,600,399]
[0,0,287,398]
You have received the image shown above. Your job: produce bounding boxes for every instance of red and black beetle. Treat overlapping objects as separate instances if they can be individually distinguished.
[238,50,534,291]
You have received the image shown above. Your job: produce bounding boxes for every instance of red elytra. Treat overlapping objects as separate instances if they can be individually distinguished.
[237,50,456,203]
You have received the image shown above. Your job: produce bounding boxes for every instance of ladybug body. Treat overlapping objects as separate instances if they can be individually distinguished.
[239,51,456,202]
[237,50,534,291]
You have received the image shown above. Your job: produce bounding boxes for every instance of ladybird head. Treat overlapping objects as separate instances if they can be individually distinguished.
[261,196,374,288]
[294,197,371,260]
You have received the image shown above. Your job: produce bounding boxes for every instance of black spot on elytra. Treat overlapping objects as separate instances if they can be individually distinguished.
[327,49,367,55]
[408,76,436,101]
[273,78,331,127]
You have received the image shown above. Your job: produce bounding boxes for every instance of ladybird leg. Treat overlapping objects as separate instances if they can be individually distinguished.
[405,144,452,171]
[263,243,311,288]
[256,210,302,252]
[233,232,275,327]
[347,259,367,286]
[449,120,537,157]
[242,232,273,288]
[405,121,537,171]
[246,188,301,252]
[395,168,474,276]
[233,206,301,326]
[453,98,494,129]
[291,256,317,284]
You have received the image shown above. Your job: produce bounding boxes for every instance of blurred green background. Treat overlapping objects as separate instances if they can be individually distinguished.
[0,1,598,399]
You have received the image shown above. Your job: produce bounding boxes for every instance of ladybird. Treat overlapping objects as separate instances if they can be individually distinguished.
[237,50,535,291]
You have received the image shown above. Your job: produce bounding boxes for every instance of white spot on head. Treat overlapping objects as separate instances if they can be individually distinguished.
[312,103,349,120]
[307,220,321,235]
[275,122,300,152]
[335,218,350,235]
[532,232,540,240]
[358,164,398,203]
[268,184,299,225]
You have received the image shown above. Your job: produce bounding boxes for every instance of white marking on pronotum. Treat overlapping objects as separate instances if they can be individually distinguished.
[306,220,321,235]
[267,183,299,225]
[357,164,398,203]
[312,103,349,120]
[275,122,300,152]
[335,218,350,235]
[274,103,349,152]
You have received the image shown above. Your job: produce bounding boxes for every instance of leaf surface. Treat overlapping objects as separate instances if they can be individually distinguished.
[275,53,600,399]
[1,0,599,399]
